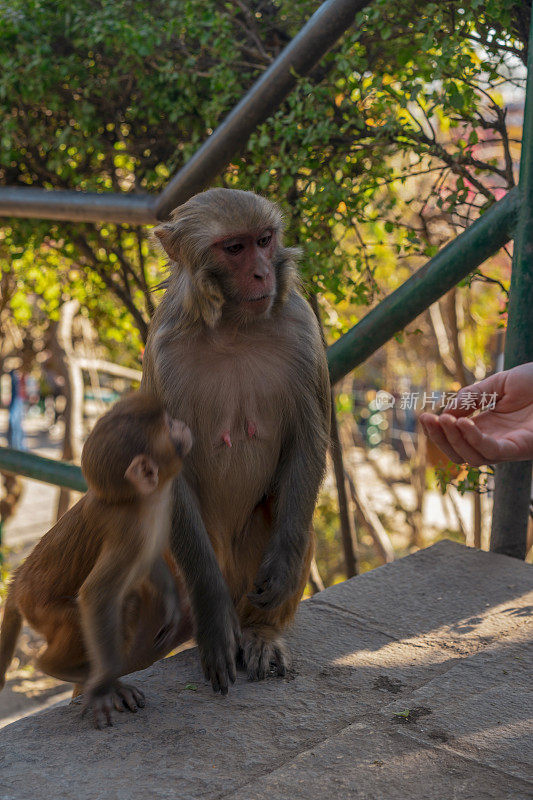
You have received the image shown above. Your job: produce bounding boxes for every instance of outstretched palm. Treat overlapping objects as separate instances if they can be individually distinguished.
[420,363,533,466]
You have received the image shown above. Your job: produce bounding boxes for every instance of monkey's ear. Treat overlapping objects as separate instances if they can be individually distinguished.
[152,223,180,261]
[124,455,159,495]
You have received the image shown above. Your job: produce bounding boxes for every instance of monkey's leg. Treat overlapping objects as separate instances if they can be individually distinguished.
[37,629,89,684]
[233,504,313,681]
[24,601,89,684]
[37,604,145,721]
[236,573,310,681]
[120,581,193,676]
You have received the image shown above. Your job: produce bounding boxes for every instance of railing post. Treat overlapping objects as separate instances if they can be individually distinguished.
[490,20,533,559]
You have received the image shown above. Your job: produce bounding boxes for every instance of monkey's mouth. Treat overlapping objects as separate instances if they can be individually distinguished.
[243,294,273,315]
[245,294,272,303]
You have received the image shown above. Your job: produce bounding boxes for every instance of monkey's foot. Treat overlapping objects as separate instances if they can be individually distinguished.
[83,681,145,729]
[239,629,290,681]
[112,681,145,713]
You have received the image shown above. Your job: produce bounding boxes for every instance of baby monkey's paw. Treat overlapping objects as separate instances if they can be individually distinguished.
[83,680,145,729]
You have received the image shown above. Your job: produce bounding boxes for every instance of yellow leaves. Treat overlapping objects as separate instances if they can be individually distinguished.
[336,201,347,214]
[365,117,386,128]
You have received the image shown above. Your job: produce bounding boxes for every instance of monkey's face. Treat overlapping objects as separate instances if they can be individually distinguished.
[211,228,277,317]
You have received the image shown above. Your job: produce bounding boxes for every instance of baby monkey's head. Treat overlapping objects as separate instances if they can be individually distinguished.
[81,392,192,503]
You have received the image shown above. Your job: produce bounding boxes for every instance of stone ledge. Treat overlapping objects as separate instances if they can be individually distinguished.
[0,540,531,800]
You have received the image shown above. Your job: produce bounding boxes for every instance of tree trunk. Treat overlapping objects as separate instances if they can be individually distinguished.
[444,288,475,386]
[445,487,470,542]
[330,390,359,578]
[48,301,84,520]
[307,293,359,579]
[473,490,482,549]
[345,470,394,564]
[308,554,325,594]
[411,420,427,547]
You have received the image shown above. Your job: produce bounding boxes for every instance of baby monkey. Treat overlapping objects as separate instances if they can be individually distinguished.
[0,393,193,728]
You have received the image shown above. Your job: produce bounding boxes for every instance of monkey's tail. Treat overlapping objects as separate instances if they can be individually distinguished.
[0,588,22,690]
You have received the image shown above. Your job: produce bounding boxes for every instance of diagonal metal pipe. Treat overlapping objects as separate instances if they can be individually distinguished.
[0,0,364,225]
[155,0,367,220]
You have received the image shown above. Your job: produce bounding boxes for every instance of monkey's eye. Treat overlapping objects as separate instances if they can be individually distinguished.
[224,242,244,255]
[257,233,272,248]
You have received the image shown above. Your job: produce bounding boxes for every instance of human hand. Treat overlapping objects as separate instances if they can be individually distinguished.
[420,363,533,467]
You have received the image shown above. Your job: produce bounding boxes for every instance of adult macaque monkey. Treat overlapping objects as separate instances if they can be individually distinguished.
[0,394,193,728]
[143,189,330,687]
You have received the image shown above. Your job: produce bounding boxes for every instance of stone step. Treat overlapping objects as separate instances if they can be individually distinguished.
[1,540,531,800]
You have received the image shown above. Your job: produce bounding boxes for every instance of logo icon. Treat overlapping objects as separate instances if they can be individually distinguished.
[375,390,395,411]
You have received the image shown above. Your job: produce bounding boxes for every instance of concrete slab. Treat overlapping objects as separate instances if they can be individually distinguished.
[0,541,531,800]
[383,636,533,781]
[309,540,533,653]
[226,718,533,800]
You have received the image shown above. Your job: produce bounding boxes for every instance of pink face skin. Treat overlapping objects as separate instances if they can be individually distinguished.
[212,228,277,315]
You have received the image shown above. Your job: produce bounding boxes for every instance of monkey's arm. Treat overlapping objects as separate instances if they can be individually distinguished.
[249,346,330,610]
[78,543,137,692]
[170,475,239,694]
[248,435,327,609]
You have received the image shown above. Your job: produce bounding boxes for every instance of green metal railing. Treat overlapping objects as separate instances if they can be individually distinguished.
[0,0,531,558]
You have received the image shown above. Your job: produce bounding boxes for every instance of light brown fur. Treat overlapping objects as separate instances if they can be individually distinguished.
[143,189,330,684]
[0,393,193,727]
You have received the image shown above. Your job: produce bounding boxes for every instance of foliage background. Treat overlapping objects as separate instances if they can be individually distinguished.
[0,0,529,580]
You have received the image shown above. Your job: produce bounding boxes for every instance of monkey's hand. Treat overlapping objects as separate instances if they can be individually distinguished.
[248,552,298,610]
[83,679,145,729]
[195,595,240,696]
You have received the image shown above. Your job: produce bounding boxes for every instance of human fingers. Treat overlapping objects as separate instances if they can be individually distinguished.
[419,413,464,463]
[439,415,488,466]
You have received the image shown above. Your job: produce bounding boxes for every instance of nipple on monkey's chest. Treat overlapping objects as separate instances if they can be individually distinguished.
[218,420,258,448]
